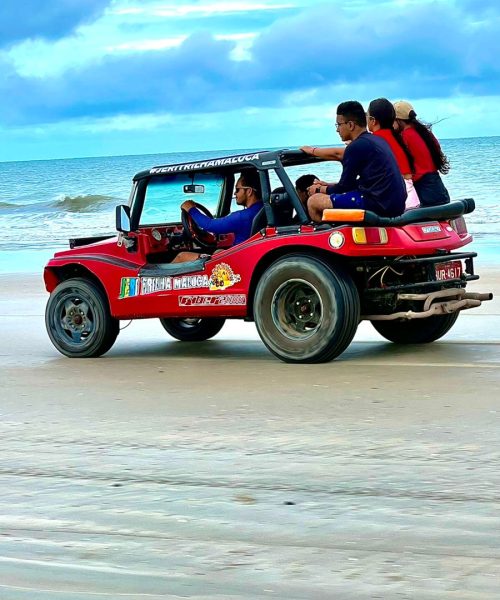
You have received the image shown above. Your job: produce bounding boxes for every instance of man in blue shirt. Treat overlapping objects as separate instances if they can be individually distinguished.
[172,170,263,263]
[306,101,406,221]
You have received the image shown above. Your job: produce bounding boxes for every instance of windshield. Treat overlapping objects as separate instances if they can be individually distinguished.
[139,173,225,226]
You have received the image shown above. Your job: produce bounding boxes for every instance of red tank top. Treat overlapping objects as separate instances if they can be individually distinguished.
[401,127,439,181]
[373,129,411,176]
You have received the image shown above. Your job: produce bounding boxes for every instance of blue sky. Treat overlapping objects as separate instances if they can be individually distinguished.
[1,0,499,161]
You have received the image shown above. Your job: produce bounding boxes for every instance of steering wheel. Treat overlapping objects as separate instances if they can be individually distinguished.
[181,202,218,249]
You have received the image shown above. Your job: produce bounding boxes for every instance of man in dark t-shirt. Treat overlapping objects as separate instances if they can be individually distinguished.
[306,101,407,221]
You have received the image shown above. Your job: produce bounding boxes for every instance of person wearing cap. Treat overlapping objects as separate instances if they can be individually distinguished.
[393,100,450,206]
[305,100,407,222]
[367,98,420,210]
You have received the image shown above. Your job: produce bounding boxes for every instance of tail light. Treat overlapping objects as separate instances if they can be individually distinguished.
[450,216,468,236]
[352,227,388,244]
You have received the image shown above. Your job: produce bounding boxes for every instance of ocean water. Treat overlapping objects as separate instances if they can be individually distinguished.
[1,137,499,273]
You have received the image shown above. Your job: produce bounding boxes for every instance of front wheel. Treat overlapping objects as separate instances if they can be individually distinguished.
[159,317,225,341]
[254,255,360,363]
[45,278,119,357]
[371,312,459,344]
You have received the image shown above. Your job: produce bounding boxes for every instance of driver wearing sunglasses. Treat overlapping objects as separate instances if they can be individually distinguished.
[172,170,263,263]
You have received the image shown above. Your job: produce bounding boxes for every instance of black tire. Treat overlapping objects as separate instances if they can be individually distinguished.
[371,312,459,344]
[159,317,225,341]
[45,278,119,358]
[253,255,360,363]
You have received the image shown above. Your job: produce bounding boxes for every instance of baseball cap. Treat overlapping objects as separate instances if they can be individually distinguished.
[394,100,415,120]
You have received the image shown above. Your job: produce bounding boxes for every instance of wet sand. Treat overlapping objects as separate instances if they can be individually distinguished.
[1,271,500,599]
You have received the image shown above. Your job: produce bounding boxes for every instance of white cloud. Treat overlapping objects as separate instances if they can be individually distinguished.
[106,32,256,54]
[107,36,188,52]
[114,2,297,18]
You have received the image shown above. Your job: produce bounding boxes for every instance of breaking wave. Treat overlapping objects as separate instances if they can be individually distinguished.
[53,194,117,212]
[0,201,21,210]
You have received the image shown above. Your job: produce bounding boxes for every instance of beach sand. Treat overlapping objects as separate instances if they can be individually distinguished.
[1,269,500,599]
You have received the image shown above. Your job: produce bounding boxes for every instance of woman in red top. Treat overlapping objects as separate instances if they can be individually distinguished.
[393,100,450,207]
[367,98,419,209]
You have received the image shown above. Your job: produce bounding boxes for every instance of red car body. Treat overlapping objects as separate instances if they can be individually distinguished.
[43,149,492,363]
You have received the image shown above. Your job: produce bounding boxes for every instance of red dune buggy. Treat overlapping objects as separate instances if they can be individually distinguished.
[44,149,492,363]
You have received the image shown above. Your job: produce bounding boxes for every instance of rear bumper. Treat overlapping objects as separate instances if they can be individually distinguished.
[362,288,493,321]
[361,251,478,294]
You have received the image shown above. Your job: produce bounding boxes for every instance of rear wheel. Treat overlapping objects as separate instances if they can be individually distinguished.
[254,255,360,363]
[45,278,119,357]
[159,317,225,341]
[371,312,459,344]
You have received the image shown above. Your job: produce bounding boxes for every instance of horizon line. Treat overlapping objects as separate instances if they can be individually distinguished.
[1,134,499,165]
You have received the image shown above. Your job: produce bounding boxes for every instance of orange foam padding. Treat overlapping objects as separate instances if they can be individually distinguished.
[322,209,366,222]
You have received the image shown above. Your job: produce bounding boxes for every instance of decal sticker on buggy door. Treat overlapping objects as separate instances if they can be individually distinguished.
[179,294,246,306]
[119,263,241,298]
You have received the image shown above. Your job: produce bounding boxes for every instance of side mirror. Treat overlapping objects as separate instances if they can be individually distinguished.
[183,184,205,194]
[116,205,131,233]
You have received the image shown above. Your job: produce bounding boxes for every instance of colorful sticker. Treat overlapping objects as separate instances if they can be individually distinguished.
[208,263,241,290]
[119,277,140,299]
[179,294,246,307]
[119,263,241,299]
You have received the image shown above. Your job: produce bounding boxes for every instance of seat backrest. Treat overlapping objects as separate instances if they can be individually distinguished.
[271,191,293,225]
[250,206,267,236]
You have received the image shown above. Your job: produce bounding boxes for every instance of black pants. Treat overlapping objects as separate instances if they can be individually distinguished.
[414,172,450,206]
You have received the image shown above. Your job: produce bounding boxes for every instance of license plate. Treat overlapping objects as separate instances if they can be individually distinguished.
[435,260,462,281]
